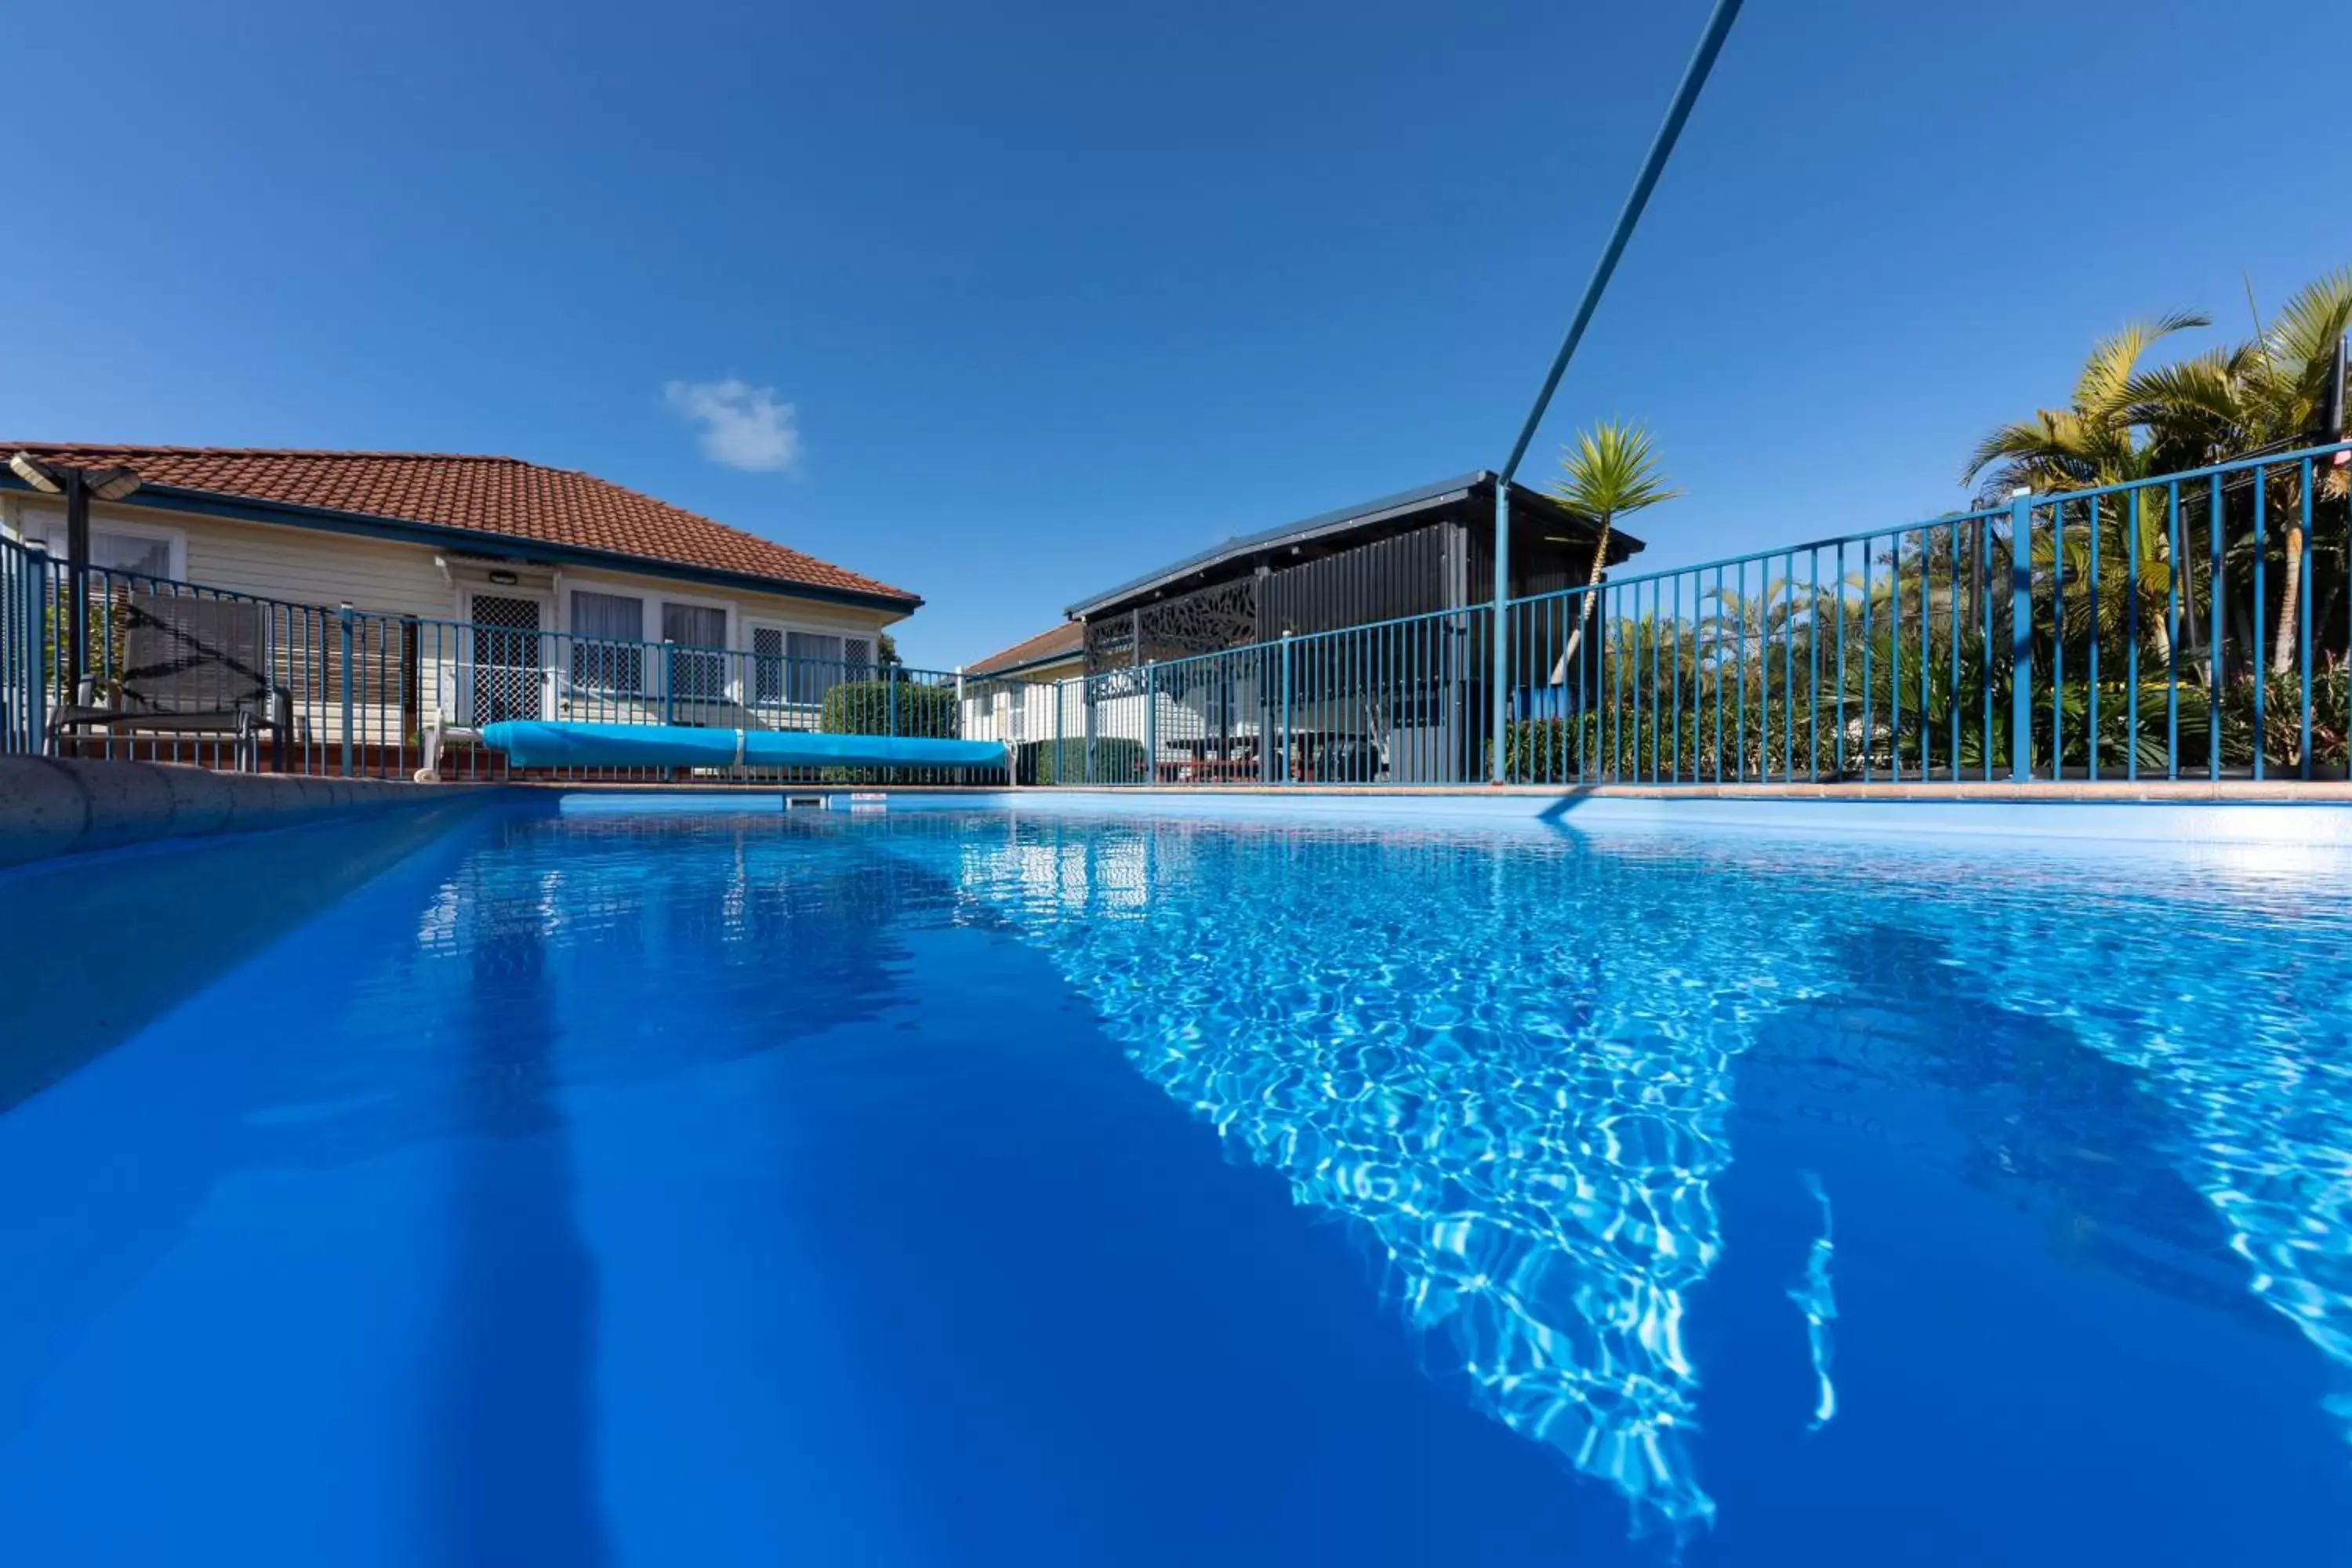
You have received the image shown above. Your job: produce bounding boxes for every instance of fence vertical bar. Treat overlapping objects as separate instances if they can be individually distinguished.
[1646,577,1659,782]
[1947,519,1960,780]
[1672,573,1683,782]
[2050,501,2063,775]
[1609,584,1623,780]
[1834,542,1846,780]
[1889,538,1904,781]
[1808,550,1820,779]
[1978,514,1991,780]
[1084,673,1098,785]
[2209,472,2223,782]
[1780,552,1794,782]
[2086,499,2100,781]
[2166,480,2181,779]
[1289,634,1308,785]
[2126,489,2140,781]
[1734,562,1747,781]
[2009,492,2034,782]
[338,601,354,779]
[1711,565,1725,781]
[22,544,47,752]
[1144,660,1158,784]
[1916,528,1929,781]
[2252,464,2267,780]
[2299,456,2314,780]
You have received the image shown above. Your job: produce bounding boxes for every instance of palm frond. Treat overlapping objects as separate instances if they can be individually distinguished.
[1552,420,1681,520]
[2073,311,2209,417]
[2265,267,2352,375]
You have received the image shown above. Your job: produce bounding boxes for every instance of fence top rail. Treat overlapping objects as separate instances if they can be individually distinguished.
[2010,438,2352,509]
[1497,438,2352,617]
[1503,507,2009,614]
[11,554,969,688]
[403,618,964,685]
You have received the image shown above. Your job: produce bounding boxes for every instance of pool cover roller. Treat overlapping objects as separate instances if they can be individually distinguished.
[480,720,1009,772]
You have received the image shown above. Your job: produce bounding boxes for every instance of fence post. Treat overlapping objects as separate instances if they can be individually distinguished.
[888,669,899,737]
[2009,492,2034,782]
[1054,673,1065,785]
[1490,485,1510,783]
[337,602,355,779]
[1083,673,1097,784]
[1143,660,1157,786]
[1279,632,1294,785]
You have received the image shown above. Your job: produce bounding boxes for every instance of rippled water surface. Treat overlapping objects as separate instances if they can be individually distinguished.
[2,800,2349,1566]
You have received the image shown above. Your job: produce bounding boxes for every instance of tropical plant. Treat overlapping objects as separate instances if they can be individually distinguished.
[2125,268,2352,670]
[1552,421,1680,676]
[1965,314,2212,665]
[1963,314,2211,495]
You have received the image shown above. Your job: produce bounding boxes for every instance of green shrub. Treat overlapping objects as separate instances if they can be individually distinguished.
[1017,736,1147,785]
[818,677,961,782]
[818,678,958,739]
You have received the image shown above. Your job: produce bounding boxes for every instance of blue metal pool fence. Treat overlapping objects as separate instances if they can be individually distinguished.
[3,443,2348,786]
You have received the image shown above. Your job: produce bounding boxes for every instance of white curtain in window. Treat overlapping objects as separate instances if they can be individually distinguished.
[570,590,644,693]
[662,603,726,648]
[572,590,643,640]
[662,603,728,702]
[786,631,846,706]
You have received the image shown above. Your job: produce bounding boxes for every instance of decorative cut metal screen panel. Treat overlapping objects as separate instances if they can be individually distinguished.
[1084,613,1136,673]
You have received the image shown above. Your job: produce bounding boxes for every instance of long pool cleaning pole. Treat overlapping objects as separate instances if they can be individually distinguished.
[1487,0,1744,781]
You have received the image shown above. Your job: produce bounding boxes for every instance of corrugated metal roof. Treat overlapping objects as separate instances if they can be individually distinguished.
[1064,470,1635,619]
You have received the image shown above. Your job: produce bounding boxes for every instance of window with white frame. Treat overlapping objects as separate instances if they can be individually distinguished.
[569,590,645,694]
[777,630,877,706]
[24,513,183,582]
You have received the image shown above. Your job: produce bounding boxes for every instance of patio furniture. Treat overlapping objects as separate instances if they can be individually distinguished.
[1156,736,1261,782]
[1304,733,1385,783]
[48,592,290,771]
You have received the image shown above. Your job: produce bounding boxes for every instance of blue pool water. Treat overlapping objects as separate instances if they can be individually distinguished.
[2,799,2350,1565]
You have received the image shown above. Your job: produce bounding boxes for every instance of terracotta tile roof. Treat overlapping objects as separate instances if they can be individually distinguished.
[966,619,1084,676]
[4,445,918,605]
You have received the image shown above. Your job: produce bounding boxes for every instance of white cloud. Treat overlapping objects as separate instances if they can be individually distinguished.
[662,378,803,473]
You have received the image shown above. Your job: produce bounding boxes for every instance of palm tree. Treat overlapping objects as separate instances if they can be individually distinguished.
[1552,420,1680,677]
[1962,313,2210,496]
[2126,268,2352,672]
[1965,314,2211,665]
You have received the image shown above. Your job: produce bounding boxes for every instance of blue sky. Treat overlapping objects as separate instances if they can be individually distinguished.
[7,0,2345,669]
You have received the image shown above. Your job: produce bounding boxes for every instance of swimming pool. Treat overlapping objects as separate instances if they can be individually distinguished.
[2,797,2347,1565]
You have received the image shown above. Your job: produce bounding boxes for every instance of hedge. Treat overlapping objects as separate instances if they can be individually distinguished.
[818,678,959,739]
[818,678,963,782]
[1017,736,1147,785]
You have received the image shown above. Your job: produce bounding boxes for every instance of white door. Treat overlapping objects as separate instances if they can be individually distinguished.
[465,593,546,724]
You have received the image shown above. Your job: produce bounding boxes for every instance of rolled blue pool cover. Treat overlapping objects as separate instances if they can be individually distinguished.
[480,720,1010,772]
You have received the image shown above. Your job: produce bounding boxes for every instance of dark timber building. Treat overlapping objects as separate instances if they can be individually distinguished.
[1065,470,1642,670]
[1058,472,1645,784]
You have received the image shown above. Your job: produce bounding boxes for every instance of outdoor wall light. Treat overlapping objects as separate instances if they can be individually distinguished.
[487,569,520,586]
